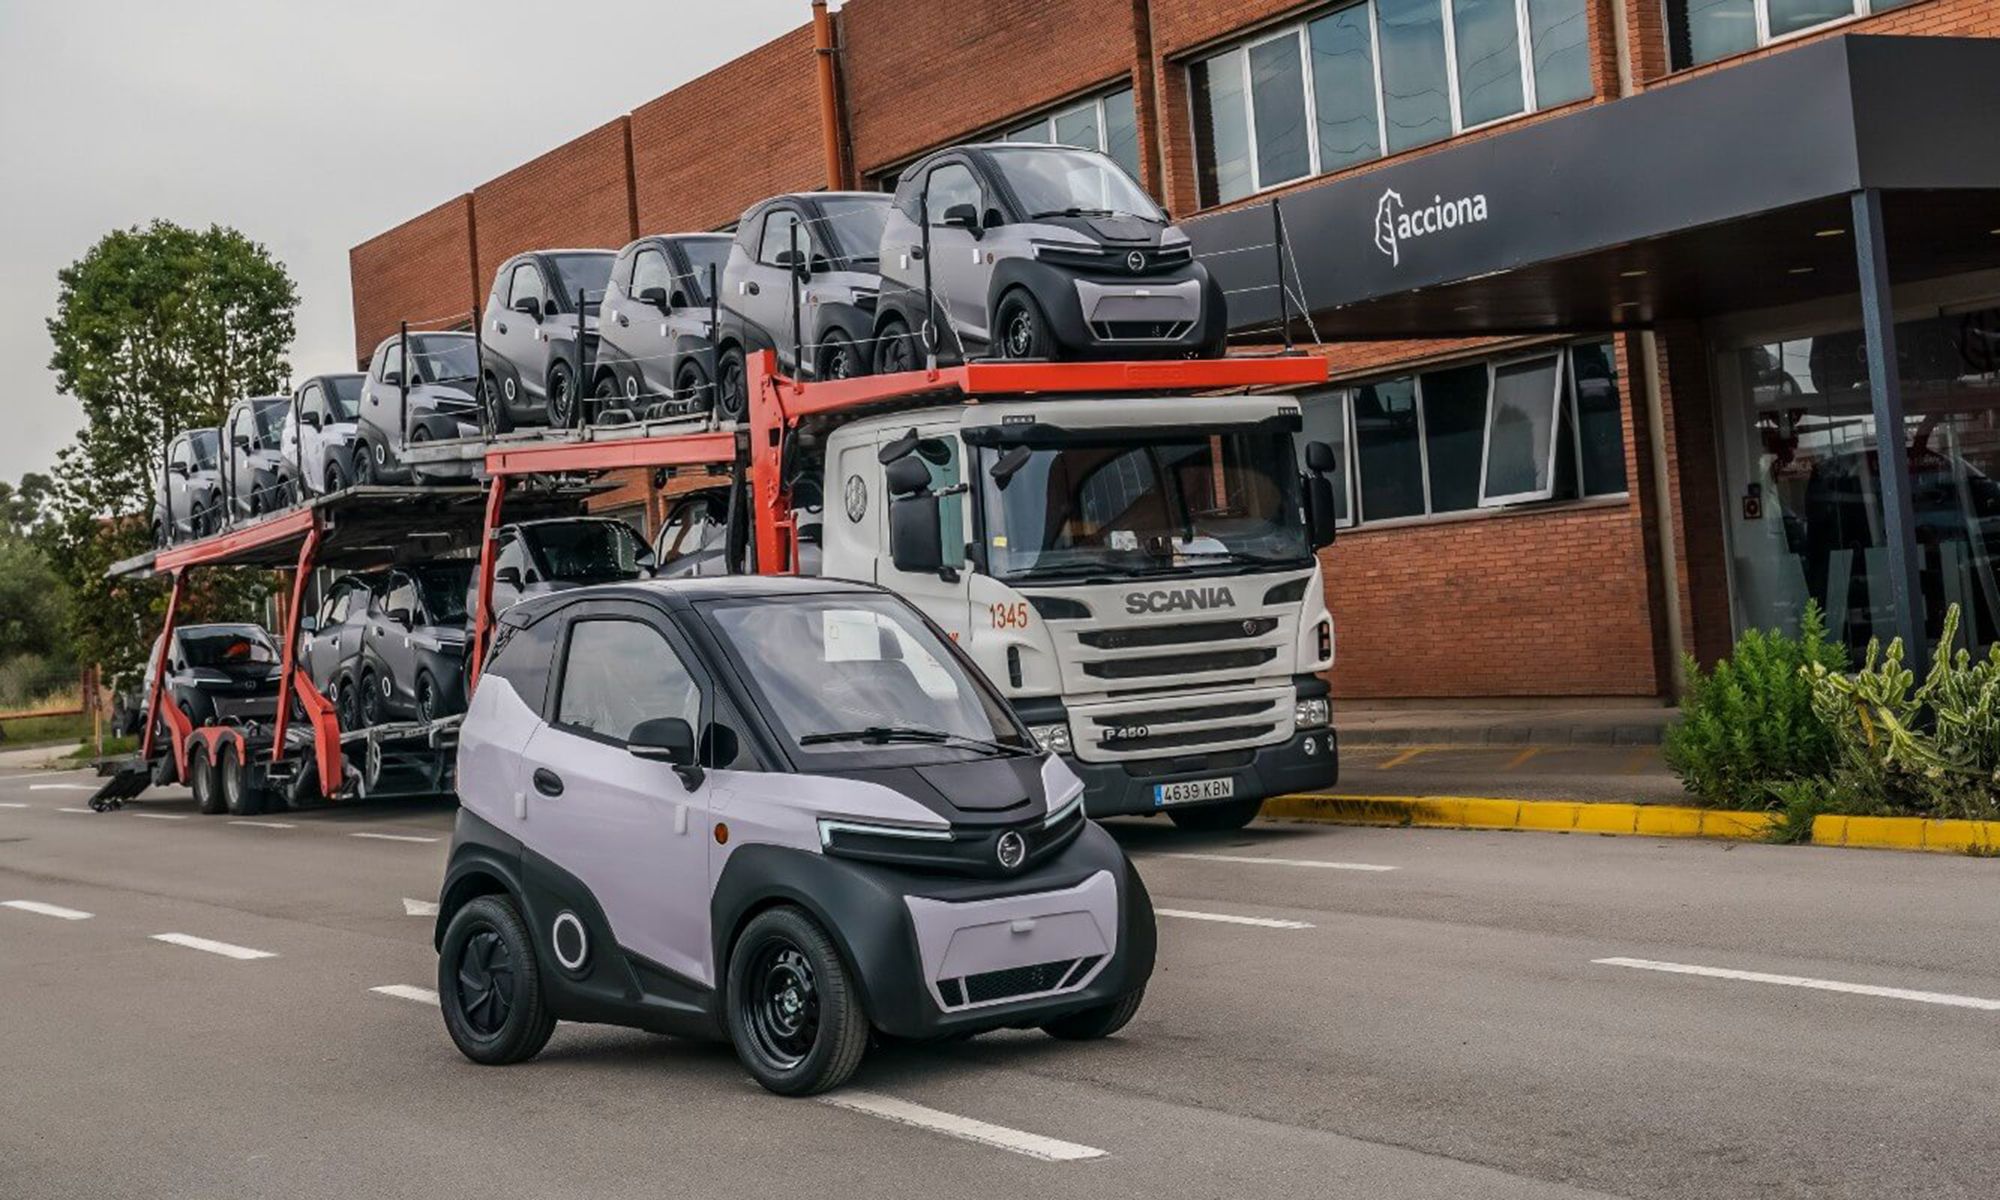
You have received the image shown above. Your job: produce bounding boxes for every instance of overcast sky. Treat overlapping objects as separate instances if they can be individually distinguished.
[0,0,805,484]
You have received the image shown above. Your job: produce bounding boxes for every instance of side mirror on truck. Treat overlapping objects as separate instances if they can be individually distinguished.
[885,453,944,575]
[1303,439,1339,550]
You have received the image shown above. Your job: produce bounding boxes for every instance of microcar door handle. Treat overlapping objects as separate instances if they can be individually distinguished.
[531,768,564,797]
[496,322,509,335]
[616,313,629,327]
[909,245,925,261]
[743,281,761,296]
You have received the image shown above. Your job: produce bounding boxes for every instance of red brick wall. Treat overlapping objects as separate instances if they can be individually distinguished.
[472,117,636,283]
[348,195,477,365]
[630,26,823,233]
[840,0,1141,177]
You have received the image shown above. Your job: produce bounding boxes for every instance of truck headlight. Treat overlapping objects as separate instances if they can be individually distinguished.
[1294,698,1329,729]
[1029,723,1072,755]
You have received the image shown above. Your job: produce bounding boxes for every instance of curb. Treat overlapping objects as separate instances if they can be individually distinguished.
[1812,814,2000,855]
[1338,724,1667,748]
[1263,794,1774,840]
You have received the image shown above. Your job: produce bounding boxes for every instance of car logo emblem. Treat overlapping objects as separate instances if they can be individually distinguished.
[844,474,867,523]
[996,831,1026,870]
[1126,251,1146,273]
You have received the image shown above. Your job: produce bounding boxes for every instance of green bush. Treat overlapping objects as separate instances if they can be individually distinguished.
[1805,604,2000,820]
[1664,601,1846,808]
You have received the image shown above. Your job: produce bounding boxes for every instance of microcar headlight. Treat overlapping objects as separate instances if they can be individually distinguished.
[1029,723,1073,755]
[816,817,953,853]
[1294,698,1330,729]
[1042,788,1085,829]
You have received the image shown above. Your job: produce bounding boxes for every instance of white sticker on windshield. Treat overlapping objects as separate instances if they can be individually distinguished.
[1108,529,1138,551]
[822,609,882,662]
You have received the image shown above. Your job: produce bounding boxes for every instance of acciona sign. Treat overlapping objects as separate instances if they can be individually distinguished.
[1373,187,1489,267]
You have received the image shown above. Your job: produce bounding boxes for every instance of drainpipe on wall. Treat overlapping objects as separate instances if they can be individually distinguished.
[812,0,846,191]
[1639,330,1687,696]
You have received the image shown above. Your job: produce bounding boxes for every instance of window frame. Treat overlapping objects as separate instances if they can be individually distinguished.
[505,260,545,309]
[1476,350,1569,508]
[1665,0,1882,71]
[630,246,672,298]
[1188,0,1585,208]
[874,84,1143,193]
[549,610,711,750]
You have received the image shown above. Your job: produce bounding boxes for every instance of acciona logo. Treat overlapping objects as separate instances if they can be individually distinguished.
[1373,187,1490,267]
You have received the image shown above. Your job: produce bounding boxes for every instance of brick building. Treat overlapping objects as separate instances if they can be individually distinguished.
[349,0,2000,701]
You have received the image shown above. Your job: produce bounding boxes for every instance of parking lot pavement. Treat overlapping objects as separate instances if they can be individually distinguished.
[3,765,1997,1200]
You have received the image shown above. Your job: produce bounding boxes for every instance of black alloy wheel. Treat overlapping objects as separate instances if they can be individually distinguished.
[547,362,577,429]
[483,372,514,434]
[716,346,748,423]
[324,461,347,495]
[438,895,555,1065]
[458,928,515,1036]
[675,361,709,411]
[358,672,382,728]
[873,318,915,375]
[416,672,439,724]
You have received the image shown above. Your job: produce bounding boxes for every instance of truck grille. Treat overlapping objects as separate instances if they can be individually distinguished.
[1099,723,1277,753]
[1079,617,1277,651]
[1090,700,1268,726]
[1081,647,1275,681]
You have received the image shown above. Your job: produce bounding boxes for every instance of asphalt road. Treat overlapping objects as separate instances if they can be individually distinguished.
[2,764,1996,1200]
[1335,742,1689,803]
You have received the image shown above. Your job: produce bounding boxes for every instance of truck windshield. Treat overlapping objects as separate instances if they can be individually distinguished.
[977,428,1311,581]
[989,146,1163,221]
[524,521,645,583]
[703,594,1032,764]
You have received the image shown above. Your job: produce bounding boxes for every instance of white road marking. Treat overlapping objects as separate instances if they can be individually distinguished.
[150,933,277,960]
[0,802,28,808]
[3,900,93,920]
[1165,852,1396,872]
[817,1091,1106,1162]
[1594,957,2000,1011]
[402,898,440,917]
[28,783,97,791]
[371,984,440,1005]
[57,807,95,814]
[229,820,295,829]
[2,770,92,782]
[1156,908,1315,930]
[351,832,438,844]
[131,812,188,821]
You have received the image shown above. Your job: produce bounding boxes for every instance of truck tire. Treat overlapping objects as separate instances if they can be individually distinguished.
[724,906,868,1096]
[219,743,265,817]
[189,746,223,815]
[1167,796,1264,832]
[1040,987,1145,1041]
[438,895,557,1066]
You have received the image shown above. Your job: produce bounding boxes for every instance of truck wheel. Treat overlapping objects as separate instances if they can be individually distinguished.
[996,290,1055,360]
[219,743,265,817]
[725,906,868,1096]
[716,345,748,423]
[1040,987,1145,1041]
[189,746,223,815]
[1167,797,1265,832]
[438,895,556,1066]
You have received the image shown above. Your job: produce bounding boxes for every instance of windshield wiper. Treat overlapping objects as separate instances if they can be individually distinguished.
[798,727,1031,756]
[1029,207,1114,220]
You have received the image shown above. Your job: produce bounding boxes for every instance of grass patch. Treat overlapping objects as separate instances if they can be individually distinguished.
[64,734,136,761]
[0,711,90,749]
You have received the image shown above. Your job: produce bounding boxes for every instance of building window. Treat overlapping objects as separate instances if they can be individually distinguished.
[1665,0,1911,71]
[1302,339,1626,526]
[1002,87,1144,182]
[1190,0,1592,207]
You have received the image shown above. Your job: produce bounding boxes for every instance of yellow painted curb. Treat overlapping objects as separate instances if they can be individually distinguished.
[1263,793,1778,842]
[1812,814,2000,854]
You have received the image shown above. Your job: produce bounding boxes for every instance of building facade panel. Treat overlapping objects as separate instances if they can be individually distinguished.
[348,194,477,366]
[472,117,636,279]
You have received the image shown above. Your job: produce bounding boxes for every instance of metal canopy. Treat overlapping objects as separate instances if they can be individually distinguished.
[1189,35,2000,339]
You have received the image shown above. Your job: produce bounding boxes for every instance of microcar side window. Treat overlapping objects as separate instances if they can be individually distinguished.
[757,209,809,268]
[924,163,981,225]
[506,262,545,310]
[553,619,701,745]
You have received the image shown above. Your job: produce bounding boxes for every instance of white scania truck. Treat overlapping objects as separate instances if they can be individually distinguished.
[651,371,1343,830]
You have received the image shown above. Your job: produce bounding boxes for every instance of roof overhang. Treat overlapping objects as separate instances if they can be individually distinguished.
[1188,35,2000,339]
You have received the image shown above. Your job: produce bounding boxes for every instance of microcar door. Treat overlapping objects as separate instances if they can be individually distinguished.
[745,208,807,369]
[524,605,716,986]
[492,260,549,409]
[923,160,991,346]
[293,382,326,489]
[621,245,676,403]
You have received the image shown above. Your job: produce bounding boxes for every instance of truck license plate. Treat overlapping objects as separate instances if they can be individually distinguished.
[1153,777,1235,807]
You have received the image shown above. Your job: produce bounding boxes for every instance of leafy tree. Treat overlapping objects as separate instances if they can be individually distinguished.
[38,222,299,679]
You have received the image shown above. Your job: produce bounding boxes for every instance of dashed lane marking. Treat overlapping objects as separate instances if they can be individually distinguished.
[371,984,440,1005]
[57,807,95,814]
[0,802,27,809]
[1594,957,2000,1011]
[3,900,93,920]
[28,784,97,791]
[402,898,440,917]
[1164,853,1396,872]
[1156,908,1315,930]
[817,1090,1107,1162]
[351,832,439,844]
[131,812,188,821]
[1,770,94,782]
[150,933,277,960]
[229,820,295,829]
[1375,747,1429,770]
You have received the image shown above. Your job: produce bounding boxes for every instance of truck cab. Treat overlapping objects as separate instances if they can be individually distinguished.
[815,393,1340,829]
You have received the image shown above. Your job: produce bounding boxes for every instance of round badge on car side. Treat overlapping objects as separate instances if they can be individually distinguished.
[552,911,588,971]
[996,830,1026,870]
[1126,250,1146,273]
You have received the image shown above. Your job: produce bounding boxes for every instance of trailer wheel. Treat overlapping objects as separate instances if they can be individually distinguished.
[724,906,869,1096]
[1166,796,1264,832]
[438,895,556,1066]
[219,743,265,817]
[1040,987,1145,1041]
[189,745,223,815]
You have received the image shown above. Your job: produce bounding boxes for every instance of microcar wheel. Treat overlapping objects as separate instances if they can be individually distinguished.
[873,317,915,375]
[1166,796,1264,832]
[352,444,375,486]
[335,678,358,731]
[996,290,1055,360]
[358,671,383,728]
[438,895,556,1066]
[189,746,223,815]
[674,361,710,412]
[716,345,748,423]
[725,907,868,1096]
[591,374,619,422]
[323,461,347,495]
[547,362,577,429]
[483,372,514,434]
[1040,988,1145,1041]
[152,521,166,548]
[416,671,440,723]
[819,333,861,381]
[219,743,265,817]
